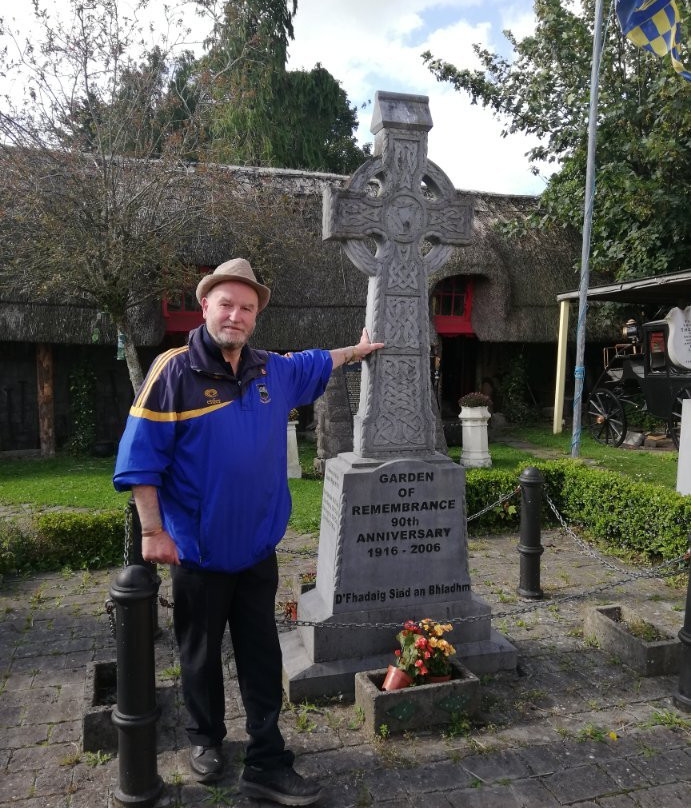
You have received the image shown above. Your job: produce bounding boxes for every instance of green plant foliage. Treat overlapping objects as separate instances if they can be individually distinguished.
[423,0,691,281]
[498,352,535,424]
[0,511,124,575]
[67,360,97,456]
[202,1,367,172]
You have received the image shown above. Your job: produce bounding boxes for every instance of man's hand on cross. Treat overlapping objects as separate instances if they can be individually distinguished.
[330,328,384,369]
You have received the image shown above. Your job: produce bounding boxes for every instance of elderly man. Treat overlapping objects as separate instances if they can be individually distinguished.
[114,258,382,806]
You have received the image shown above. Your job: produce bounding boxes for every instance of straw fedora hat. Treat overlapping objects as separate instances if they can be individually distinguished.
[195,258,271,311]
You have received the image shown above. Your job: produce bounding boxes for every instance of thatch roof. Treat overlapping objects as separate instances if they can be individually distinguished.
[430,192,581,343]
[0,162,581,348]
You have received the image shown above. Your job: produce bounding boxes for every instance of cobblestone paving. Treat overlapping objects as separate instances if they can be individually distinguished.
[0,527,689,807]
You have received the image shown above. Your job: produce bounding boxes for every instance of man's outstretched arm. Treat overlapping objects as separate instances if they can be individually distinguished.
[330,328,384,370]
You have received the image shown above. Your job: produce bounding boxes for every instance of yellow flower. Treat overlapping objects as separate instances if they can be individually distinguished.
[434,625,444,637]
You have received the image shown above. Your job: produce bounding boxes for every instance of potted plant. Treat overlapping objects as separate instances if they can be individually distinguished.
[382,619,457,690]
[458,392,492,468]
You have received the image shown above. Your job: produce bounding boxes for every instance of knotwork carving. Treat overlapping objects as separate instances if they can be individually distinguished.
[392,139,419,189]
[373,357,425,446]
[384,298,419,348]
[387,245,417,290]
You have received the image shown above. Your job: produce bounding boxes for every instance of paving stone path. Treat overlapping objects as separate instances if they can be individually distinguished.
[0,526,689,807]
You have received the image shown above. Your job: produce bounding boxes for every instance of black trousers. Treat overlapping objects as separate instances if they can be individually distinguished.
[171,554,293,770]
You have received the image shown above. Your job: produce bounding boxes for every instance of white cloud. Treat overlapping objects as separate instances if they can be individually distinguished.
[289,0,547,194]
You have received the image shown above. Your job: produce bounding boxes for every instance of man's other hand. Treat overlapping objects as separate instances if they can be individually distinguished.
[142,531,180,565]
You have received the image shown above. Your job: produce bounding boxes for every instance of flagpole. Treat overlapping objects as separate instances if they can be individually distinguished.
[571,0,606,458]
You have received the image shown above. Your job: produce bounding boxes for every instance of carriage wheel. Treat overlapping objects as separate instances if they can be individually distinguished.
[586,389,627,447]
[668,387,691,449]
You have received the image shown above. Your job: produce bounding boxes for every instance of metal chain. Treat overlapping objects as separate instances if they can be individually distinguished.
[105,599,116,638]
[276,547,318,558]
[467,486,520,523]
[544,489,687,579]
[123,500,133,569]
[274,558,687,630]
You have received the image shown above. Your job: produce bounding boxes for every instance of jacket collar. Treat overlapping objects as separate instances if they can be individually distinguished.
[187,325,266,379]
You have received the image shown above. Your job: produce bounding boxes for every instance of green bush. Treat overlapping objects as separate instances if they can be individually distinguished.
[466,459,690,562]
[0,510,125,575]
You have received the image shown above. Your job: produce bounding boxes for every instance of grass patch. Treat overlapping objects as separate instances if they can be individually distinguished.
[0,456,127,508]
[503,425,678,489]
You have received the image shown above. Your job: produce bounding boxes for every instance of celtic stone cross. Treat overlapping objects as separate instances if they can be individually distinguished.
[323,91,473,458]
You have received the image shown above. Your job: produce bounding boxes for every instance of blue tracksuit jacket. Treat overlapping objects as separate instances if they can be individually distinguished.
[113,325,332,573]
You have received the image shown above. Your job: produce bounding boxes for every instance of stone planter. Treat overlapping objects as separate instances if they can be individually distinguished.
[287,420,301,478]
[82,661,117,753]
[459,406,492,468]
[354,658,480,736]
[583,604,680,677]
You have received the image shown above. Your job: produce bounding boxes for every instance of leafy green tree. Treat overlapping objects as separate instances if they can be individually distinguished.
[423,0,691,281]
[202,0,367,172]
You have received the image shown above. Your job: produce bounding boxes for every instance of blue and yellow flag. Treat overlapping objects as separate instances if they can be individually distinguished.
[616,0,691,80]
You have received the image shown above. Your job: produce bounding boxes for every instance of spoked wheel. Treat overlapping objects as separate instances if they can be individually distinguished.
[668,387,691,448]
[586,389,627,446]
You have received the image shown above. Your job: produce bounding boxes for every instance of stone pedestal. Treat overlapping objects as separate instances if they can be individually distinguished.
[459,406,492,468]
[281,454,516,700]
[287,421,301,479]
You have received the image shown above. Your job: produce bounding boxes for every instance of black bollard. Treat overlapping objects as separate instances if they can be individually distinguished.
[673,540,691,713]
[517,467,544,599]
[128,498,160,637]
[110,565,164,808]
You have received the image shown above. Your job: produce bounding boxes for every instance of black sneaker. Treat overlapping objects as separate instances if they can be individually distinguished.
[189,744,224,782]
[239,765,322,806]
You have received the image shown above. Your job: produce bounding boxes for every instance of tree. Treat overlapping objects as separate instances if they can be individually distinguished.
[201,0,367,172]
[423,0,691,281]
[0,0,208,392]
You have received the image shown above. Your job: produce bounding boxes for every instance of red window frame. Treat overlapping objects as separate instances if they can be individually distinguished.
[432,276,474,336]
[162,266,210,333]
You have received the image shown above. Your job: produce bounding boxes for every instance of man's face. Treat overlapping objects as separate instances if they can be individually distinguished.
[202,281,259,352]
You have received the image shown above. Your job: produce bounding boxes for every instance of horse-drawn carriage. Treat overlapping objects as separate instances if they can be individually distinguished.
[586,307,691,447]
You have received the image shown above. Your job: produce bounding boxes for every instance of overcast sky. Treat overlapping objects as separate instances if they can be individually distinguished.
[1,0,552,195]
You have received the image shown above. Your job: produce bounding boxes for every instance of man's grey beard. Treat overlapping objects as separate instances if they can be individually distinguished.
[210,334,246,351]
[206,324,252,352]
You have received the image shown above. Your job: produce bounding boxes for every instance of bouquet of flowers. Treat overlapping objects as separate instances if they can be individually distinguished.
[393,619,456,683]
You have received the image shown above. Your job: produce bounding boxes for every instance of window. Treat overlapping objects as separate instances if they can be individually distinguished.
[431,276,474,336]
[162,267,210,333]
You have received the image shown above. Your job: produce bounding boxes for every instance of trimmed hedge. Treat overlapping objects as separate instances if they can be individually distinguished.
[467,459,690,562]
[1,459,688,575]
[0,510,124,575]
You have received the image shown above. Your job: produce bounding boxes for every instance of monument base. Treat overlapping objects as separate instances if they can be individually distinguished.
[280,450,517,701]
[281,625,516,702]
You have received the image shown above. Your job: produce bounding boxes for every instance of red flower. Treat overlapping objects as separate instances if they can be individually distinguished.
[415,659,423,668]
[424,651,431,659]
[394,649,401,657]
[415,636,428,648]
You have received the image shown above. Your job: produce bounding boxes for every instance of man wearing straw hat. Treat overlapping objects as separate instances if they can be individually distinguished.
[114,258,383,805]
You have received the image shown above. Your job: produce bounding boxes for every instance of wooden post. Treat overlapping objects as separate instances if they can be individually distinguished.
[553,300,570,434]
[36,343,56,457]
